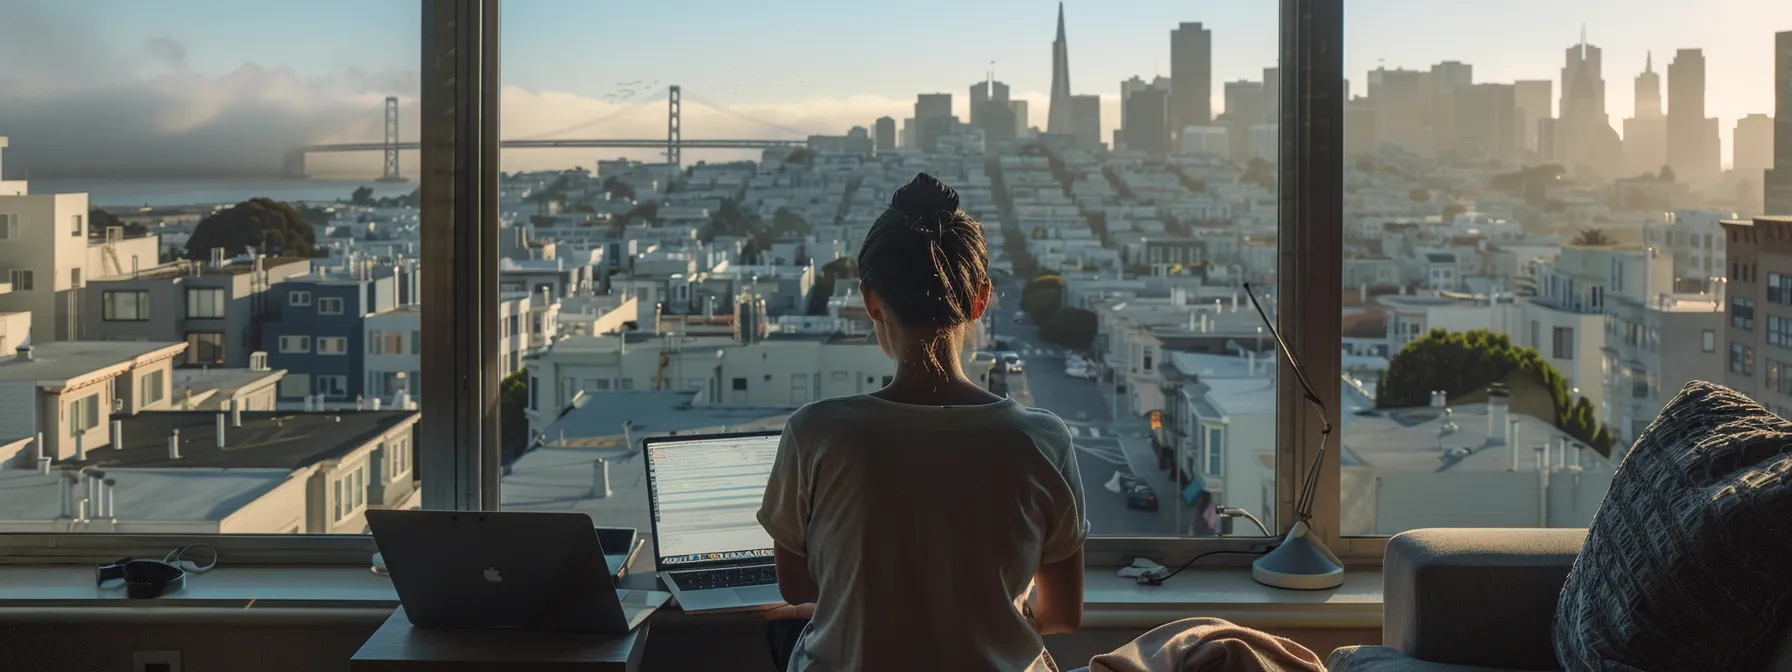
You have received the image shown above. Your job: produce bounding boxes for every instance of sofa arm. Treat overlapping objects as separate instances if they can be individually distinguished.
[1328,645,1537,672]
[1383,528,1585,671]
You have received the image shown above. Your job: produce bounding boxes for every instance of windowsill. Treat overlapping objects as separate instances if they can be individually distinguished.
[0,565,1383,630]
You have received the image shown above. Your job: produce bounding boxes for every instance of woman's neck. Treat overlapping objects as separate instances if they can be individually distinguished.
[877,339,1004,406]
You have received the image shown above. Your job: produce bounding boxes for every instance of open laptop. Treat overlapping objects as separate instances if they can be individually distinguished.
[643,430,786,613]
[368,509,662,632]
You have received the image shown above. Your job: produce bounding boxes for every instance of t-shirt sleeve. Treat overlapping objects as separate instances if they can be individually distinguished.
[756,424,809,555]
[1040,422,1089,564]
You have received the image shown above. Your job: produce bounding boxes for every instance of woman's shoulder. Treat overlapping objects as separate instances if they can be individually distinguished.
[784,395,878,431]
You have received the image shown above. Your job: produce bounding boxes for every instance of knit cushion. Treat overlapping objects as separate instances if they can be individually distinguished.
[1554,381,1792,671]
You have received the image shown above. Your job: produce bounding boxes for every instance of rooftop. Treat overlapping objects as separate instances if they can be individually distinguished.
[1339,402,1606,474]
[69,410,417,470]
[171,368,286,410]
[502,392,789,531]
[0,468,291,523]
[0,341,185,383]
[124,257,312,281]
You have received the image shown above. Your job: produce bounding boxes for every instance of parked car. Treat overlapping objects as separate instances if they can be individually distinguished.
[1125,483,1159,511]
[1013,315,1025,324]
[1064,363,1096,380]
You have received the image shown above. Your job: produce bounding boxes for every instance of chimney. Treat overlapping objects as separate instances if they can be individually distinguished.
[102,478,117,519]
[304,395,315,412]
[111,420,122,450]
[1487,384,1510,442]
[216,412,226,448]
[168,429,181,460]
[1430,390,1448,408]
[1508,419,1522,470]
[591,459,612,499]
[74,431,85,462]
[371,398,382,411]
[60,471,77,518]
[15,343,31,362]
[230,400,242,427]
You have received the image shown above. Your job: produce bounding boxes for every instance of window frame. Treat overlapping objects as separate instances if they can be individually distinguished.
[289,291,312,307]
[278,335,312,354]
[185,287,228,319]
[0,213,16,239]
[317,296,346,315]
[9,269,33,292]
[101,290,151,321]
[1,0,1340,571]
[185,332,226,366]
[316,336,349,355]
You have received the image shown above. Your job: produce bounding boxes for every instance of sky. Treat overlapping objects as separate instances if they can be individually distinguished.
[0,0,1787,177]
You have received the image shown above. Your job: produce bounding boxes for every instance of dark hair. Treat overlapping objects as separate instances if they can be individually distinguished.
[857,173,989,333]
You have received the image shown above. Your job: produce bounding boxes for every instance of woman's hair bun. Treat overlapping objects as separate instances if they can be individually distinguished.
[890,172,960,218]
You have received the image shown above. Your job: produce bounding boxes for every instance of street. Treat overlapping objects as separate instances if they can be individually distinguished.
[986,289,1182,537]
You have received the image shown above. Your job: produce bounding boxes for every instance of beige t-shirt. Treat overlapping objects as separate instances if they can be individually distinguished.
[758,394,1088,672]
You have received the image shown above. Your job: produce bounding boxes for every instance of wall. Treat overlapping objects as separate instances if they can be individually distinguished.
[0,311,30,354]
[0,380,38,454]
[262,281,368,402]
[362,309,420,400]
[86,235,162,279]
[1373,466,1611,534]
[220,468,311,534]
[0,193,89,342]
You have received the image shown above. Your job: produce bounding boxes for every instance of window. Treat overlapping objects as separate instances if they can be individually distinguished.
[1205,426,1224,477]
[1552,327,1574,360]
[9,270,32,291]
[278,335,311,354]
[0,214,16,239]
[289,291,312,307]
[315,375,348,397]
[383,332,404,354]
[279,374,311,399]
[1733,343,1755,375]
[1703,330,1717,353]
[185,332,225,366]
[71,213,83,237]
[1770,274,1792,304]
[410,331,421,355]
[71,268,82,289]
[1631,367,1650,399]
[390,437,412,478]
[1771,315,1792,350]
[619,378,634,390]
[69,394,100,436]
[102,291,150,321]
[317,297,345,315]
[140,370,165,406]
[186,288,227,319]
[1733,297,1756,330]
[317,337,348,355]
[529,376,539,410]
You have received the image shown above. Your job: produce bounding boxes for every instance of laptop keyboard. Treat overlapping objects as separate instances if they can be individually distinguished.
[672,564,777,591]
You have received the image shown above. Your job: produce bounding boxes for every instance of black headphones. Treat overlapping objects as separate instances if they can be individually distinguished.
[95,545,217,599]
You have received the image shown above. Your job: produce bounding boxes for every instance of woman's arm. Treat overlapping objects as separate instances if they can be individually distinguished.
[773,543,819,605]
[1029,546,1084,635]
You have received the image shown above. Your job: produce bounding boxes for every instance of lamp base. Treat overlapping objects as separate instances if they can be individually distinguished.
[1251,521,1344,590]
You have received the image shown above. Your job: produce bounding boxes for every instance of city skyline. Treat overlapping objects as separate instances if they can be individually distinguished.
[1,0,1787,176]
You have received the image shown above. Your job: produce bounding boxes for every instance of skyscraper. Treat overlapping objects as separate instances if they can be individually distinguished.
[1623,53,1667,177]
[1667,49,1720,185]
[1551,32,1622,181]
[1223,79,1268,162]
[1514,80,1554,153]
[1170,22,1213,139]
[1428,61,1474,156]
[1452,83,1518,161]
[914,93,953,153]
[1262,67,1281,125]
[1369,67,1431,155]
[1765,30,1792,216]
[874,116,896,151]
[1069,95,1102,151]
[970,80,1017,144]
[1735,114,1775,191]
[1123,87,1171,157]
[1009,101,1030,133]
[1046,3,1074,136]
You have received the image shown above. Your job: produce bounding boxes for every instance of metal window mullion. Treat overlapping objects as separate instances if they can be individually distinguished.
[1276,0,1345,544]
[420,0,502,512]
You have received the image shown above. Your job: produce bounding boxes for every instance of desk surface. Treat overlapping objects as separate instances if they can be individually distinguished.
[351,606,651,672]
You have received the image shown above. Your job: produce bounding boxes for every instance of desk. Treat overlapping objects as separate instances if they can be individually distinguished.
[350,606,650,672]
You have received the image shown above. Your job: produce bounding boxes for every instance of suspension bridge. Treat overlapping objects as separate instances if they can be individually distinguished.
[283,85,810,180]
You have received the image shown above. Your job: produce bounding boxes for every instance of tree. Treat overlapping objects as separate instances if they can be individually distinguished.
[86,207,148,239]
[1377,328,1616,456]
[1440,203,1467,222]
[602,177,636,202]
[624,201,660,226]
[1658,165,1676,183]
[807,257,858,315]
[785,148,815,165]
[771,208,808,236]
[500,369,530,462]
[184,198,321,260]
[1571,228,1614,246]
[350,186,375,206]
[1039,307,1097,350]
[1020,274,1067,323]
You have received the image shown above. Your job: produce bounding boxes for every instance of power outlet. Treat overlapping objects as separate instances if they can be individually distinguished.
[133,650,181,672]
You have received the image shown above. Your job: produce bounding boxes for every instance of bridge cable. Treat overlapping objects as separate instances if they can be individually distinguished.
[524,86,670,140]
[679,92,814,140]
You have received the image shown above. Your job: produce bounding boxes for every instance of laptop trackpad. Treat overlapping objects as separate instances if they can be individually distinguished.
[736,584,783,606]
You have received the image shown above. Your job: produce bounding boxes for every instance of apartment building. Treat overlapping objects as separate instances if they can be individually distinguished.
[1601,292,1722,447]
[84,257,314,368]
[1720,216,1792,415]
[0,340,187,464]
[1646,210,1730,293]
[258,271,399,405]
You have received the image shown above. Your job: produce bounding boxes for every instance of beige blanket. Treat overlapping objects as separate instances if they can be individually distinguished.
[1087,618,1324,672]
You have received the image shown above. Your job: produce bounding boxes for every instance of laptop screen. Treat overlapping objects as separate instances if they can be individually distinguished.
[646,433,780,567]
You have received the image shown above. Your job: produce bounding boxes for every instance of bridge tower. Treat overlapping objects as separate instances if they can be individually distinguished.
[666,86,682,170]
[378,96,406,183]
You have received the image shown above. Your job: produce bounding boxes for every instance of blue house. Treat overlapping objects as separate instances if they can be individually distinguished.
[259,270,400,406]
